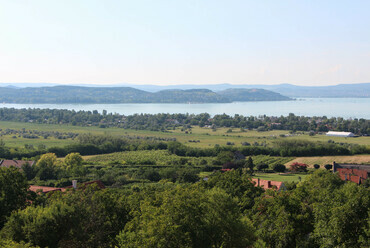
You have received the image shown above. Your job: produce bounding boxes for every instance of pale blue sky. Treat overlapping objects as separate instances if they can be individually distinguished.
[0,0,369,86]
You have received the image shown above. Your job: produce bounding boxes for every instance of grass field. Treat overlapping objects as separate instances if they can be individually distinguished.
[253,172,309,183]
[85,150,214,167]
[1,121,369,149]
[286,155,370,168]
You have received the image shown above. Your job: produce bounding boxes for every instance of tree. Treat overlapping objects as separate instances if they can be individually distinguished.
[21,162,36,180]
[257,163,269,172]
[272,164,286,173]
[245,157,255,174]
[289,162,308,172]
[251,190,313,248]
[201,170,263,211]
[36,153,57,168]
[313,164,320,169]
[64,152,83,169]
[216,151,234,165]
[311,183,370,247]
[117,185,255,248]
[0,167,29,228]
[1,186,129,248]
[359,210,370,247]
[0,239,38,248]
[64,152,86,177]
[222,161,238,170]
[1,202,76,248]
[35,153,60,180]
[324,164,333,170]
[177,169,199,183]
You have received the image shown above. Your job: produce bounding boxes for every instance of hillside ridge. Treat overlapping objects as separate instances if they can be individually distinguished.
[0,86,291,103]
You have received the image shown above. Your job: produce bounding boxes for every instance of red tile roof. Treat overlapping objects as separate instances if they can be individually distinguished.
[337,168,368,184]
[252,178,286,191]
[0,160,35,169]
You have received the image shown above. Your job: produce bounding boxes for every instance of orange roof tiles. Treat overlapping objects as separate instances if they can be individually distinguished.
[337,168,368,184]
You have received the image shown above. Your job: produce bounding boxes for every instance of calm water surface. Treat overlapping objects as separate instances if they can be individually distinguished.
[0,98,369,119]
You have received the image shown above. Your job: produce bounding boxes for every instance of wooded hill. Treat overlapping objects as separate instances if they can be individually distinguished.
[0,86,291,103]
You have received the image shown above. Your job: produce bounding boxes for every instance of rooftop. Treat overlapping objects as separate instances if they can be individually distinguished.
[0,160,35,169]
[252,178,286,191]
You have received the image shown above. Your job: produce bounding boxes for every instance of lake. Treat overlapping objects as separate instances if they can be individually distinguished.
[0,98,369,119]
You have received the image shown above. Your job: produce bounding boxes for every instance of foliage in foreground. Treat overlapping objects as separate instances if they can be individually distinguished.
[118,185,255,248]
[0,166,369,248]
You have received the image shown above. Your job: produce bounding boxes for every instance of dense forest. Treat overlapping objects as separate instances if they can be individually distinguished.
[0,165,369,247]
[0,108,369,135]
[0,86,290,103]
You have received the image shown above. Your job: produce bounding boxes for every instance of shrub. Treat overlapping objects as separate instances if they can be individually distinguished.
[324,164,333,170]
[256,163,269,171]
[222,162,239,170]
[289,162,308,172]
[272,164,286,173]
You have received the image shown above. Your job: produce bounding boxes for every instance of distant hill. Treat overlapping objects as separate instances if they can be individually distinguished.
[218,88,291,101]
[2,82,369,97]
[265,83,370,98]
[0,86,290,103]
[113,82,370,97]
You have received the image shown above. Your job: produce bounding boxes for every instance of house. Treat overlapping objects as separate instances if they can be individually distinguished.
[333,162,369,184]
[29,180,105,194]
[252,178,286,191]
[326,131,355,137]
[0,160,35,169]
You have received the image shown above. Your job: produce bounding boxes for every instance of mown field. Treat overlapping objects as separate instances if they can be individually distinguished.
[1,121,369,149]
[286,155,370,168]
[253,172,309,183]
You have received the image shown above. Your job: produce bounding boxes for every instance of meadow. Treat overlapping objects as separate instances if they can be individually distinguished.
[1,121,369,149]
[253,172,309,183]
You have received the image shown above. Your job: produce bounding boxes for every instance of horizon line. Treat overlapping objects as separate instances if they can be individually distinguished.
[1,81,370,88]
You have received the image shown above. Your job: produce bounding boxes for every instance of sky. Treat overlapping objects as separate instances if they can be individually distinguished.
[0,0,369,86]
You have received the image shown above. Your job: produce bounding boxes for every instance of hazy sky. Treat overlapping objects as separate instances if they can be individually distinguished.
[1,0,369,86]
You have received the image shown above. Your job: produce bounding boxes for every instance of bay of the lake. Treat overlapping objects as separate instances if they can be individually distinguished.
[0,98,369,119]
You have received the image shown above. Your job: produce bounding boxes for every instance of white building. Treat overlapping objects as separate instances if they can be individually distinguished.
[326,131,355,137]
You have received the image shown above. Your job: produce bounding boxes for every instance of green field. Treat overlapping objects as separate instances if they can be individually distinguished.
[1,121,369,149]
[86,150,214,167]
[253,172,309,183]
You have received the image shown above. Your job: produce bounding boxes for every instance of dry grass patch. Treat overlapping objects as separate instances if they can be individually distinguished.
[286,155,370,168]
